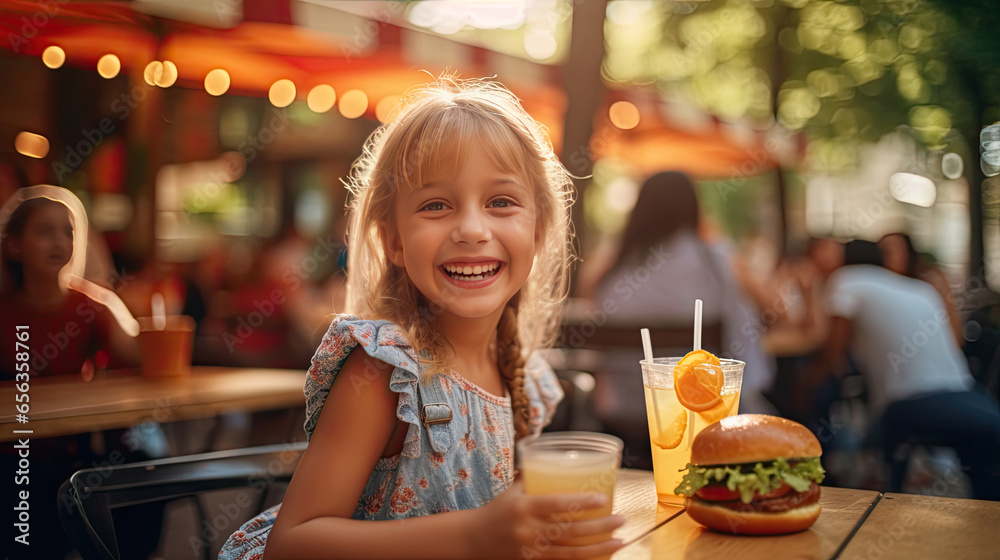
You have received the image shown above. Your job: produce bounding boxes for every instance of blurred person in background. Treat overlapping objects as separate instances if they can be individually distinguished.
[0,187,136,379]
[752,237,841,420]
[592,171,776,420]
[879,232,962,346]
[0,186,155,559]
[805,240,1000,499]
[195,237,312,369]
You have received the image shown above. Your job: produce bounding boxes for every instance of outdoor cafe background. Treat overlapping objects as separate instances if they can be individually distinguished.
[1,0,999,556]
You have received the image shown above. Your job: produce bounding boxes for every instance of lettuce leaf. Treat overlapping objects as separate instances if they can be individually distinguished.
[673,457,825,504]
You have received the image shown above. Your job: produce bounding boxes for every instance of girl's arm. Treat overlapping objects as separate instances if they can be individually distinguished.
[264,348,624,560]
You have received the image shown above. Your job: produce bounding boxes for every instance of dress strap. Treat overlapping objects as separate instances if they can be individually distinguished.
[416,374,453,454]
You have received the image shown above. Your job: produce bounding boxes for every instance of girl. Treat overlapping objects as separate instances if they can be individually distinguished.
[221,78,625,559]
[0,186,137,379]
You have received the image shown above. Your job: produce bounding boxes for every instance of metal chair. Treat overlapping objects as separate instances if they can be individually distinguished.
[58,441,307,560]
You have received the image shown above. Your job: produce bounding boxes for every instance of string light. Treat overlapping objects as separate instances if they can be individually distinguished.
[269,79,296,108]
[42,46,65,69]
[339,89,368,119]
[307,85,336,113]
[205,69,231,96]
[97,54,121,79]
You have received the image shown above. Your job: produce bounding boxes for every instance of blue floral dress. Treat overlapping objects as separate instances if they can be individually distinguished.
[219,315,563,560]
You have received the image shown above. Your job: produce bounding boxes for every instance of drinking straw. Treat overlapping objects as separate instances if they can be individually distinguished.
[687,299,703,448]
[152,293,166,331]
[693,299,703,351]
[640,328,664,436]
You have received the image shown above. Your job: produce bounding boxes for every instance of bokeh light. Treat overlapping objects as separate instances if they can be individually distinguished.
[889,172,936,207]
[97,54,121,79]
[157,61,178,87]
[14,131,49,159]
[307,85,336,113]
[942,153,964,180]
[143,61,162,86]
[339,90,368,119]
[524,33,557,60]
[42,46,65,69]
[608,101,640,130]
[269,79,296,108]
[375,95,401,123]
[205,69,231,96]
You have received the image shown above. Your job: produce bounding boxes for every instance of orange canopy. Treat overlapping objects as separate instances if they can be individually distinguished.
[0,1,800,178]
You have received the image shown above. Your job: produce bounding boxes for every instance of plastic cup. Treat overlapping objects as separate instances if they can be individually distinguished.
[640,357,744,504]
[518,432,624,549]
[137,315,195,377]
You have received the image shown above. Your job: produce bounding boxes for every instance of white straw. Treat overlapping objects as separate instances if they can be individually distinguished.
[641,328,654,363]
[693,299,703,351]
[687,299,703,449]
[640,328,664,437]
[152,293,166,331]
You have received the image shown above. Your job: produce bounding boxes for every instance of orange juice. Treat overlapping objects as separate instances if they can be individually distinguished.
[640,357,743,504]
[518,432,623,548]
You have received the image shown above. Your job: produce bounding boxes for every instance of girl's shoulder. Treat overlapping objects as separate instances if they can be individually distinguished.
[312,314,415,368]
[304,314,423,446]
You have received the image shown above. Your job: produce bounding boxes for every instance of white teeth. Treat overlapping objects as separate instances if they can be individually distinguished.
[444,262,499,274]
[443,262,500,279]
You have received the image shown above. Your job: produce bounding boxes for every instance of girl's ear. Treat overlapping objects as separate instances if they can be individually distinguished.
[379,225,405,267]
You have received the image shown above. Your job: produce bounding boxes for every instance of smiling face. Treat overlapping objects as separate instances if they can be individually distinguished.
[384,144,538,323]
[7,201,74,279]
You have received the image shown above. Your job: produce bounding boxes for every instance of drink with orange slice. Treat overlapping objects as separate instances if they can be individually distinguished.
[640,350,744,504]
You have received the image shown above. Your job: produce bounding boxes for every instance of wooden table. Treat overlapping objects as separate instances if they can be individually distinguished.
[840,493,1000,560]
[609,470,1000,559]
[0,367,305,441]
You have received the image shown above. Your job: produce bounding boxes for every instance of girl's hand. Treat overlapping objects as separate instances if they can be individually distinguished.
[469,480,626,559]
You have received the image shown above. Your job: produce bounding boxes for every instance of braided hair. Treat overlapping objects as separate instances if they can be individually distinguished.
[497,302,531,439]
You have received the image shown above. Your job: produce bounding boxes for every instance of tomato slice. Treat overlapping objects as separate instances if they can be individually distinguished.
[696,482,794,502]
[695,485,740,502]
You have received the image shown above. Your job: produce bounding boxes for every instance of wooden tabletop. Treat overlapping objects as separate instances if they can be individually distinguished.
[0,367,305,441]
[609,470,999,559]
[840,493,1000,560]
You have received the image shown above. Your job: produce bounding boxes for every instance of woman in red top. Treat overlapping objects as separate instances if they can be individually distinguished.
[0,186,136,379]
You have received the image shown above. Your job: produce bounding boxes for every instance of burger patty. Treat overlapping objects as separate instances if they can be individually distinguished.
[707,482,821,513]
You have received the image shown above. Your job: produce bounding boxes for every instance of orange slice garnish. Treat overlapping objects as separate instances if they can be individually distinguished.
[651,410,688,450]
[698,392,739,424]
[678,350,724,393]
[674,363,723,412]
[678,349,721,368]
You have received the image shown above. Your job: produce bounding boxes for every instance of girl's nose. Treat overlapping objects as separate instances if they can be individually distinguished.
[451,207,491,244]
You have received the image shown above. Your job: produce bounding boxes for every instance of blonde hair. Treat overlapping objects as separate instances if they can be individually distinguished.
[344,76,574,437]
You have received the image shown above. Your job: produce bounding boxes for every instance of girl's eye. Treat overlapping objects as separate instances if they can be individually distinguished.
[420,201,445,212]
[489,198,515,209]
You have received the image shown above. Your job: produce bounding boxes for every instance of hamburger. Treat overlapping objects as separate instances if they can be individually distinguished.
[674,414,825,535]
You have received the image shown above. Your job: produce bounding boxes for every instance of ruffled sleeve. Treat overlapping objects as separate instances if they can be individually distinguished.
[303,314,425,458]
[522,351,564,434]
